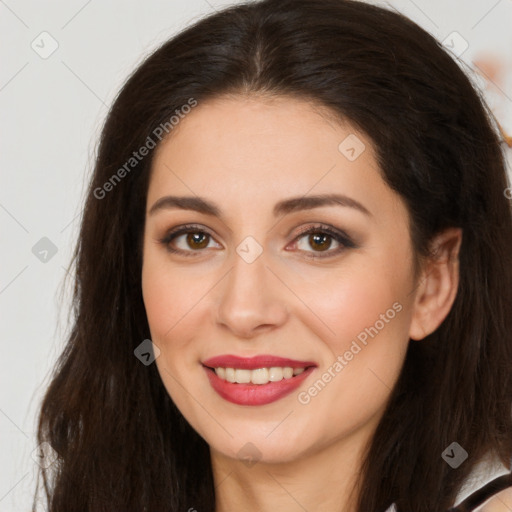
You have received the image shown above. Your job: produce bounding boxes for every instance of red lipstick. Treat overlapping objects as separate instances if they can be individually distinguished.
[203,354,315,370]
[202,354,316,406]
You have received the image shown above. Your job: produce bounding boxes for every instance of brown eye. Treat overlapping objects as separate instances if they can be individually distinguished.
[307,233,333,252]
[291,224,356,259]
[160,225,222,256]
[295,230,340,254]
[185,232,210,249]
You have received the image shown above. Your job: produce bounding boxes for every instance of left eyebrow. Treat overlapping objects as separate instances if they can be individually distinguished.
[273,193,372,217]
[148,193,372,218]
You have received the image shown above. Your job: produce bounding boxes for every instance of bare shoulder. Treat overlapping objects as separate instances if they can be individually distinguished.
[476,486,512,512]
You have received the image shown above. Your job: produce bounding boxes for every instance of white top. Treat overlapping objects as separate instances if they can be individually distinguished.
[383,454,510,512]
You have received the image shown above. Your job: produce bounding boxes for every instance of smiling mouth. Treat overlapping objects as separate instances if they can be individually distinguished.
[204,365,310,385]
[201,354,316,406]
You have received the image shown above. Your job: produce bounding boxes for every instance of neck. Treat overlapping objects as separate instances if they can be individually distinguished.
[211,433,368,512]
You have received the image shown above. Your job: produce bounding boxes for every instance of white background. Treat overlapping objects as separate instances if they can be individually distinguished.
[1,1,511,510]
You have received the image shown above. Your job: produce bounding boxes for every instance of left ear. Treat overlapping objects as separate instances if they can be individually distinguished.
[408,227,463,341]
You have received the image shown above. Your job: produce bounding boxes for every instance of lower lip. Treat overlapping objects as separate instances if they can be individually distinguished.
[203,366,315,406]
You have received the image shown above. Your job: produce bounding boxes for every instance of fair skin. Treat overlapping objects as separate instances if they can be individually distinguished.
[141,95,462,511]
[478,488,512,512]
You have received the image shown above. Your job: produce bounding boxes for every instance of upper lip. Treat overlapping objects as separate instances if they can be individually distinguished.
[202,354,317,370]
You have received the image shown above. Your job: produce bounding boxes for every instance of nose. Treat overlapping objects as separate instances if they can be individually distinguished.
[214,249,289,339]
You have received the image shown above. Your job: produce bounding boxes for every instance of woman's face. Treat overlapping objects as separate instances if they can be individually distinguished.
[142,95,419,465]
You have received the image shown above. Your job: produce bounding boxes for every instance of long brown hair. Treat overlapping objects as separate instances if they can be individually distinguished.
[35,1,512,510]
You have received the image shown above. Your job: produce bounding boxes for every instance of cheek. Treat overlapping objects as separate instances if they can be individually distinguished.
[301,262,409,346]
[141,251,209,348]
[141,254,207,415]
[291,277,411,449]
[292,254,413,410]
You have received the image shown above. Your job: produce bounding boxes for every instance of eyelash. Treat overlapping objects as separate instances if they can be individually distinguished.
[158,223,356,259]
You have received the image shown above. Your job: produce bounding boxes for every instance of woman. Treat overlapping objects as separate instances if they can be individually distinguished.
[34,0,512,510]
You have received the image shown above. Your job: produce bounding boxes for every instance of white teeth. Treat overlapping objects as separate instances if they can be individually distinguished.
[235,369,251,384]
[251,368,269,384]
[269,367,283,382]
[213,366,308,385]
[283,367,294,379]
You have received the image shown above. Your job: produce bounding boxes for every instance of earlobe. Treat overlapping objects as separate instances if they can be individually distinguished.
[408,227,463,341]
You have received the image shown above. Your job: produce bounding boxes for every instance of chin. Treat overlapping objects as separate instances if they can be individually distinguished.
[206,426,309,466]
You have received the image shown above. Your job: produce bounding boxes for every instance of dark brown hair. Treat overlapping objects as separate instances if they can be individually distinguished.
[35,1,512,510]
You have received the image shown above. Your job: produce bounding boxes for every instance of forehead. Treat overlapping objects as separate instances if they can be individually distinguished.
[152,95,361,173]
[147,95,403,221]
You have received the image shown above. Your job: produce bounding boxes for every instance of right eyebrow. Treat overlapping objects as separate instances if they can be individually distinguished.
[148,195,220,217]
